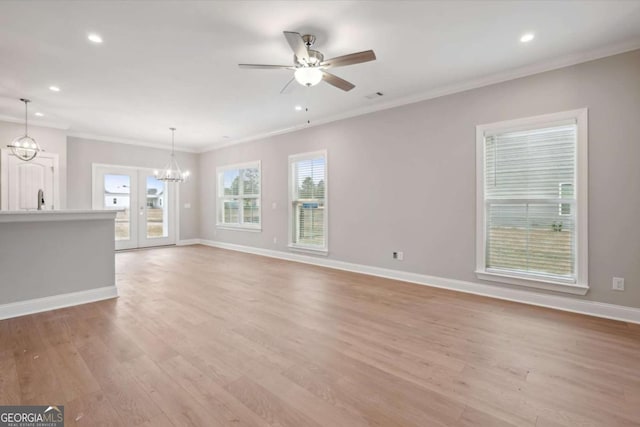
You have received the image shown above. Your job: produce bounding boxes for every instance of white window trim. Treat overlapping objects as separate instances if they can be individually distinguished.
[216,160,262,231]
[475,109,589,295]
[288,150,328,254]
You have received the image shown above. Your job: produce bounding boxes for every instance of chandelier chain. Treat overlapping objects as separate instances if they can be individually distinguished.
[21,98,30,136]
[170,127,176,157]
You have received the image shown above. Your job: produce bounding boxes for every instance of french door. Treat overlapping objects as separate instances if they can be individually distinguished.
[93,165,176,250]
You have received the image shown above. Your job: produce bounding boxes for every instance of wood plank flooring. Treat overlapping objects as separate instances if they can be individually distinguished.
[1,245,639,426]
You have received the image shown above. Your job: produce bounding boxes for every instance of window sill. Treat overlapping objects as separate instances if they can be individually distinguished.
[475,270,589,295]
[288,244,329,256]
[216,225,262,233]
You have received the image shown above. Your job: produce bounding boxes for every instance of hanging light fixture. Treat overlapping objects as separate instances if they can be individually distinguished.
[294,67,323,87]
[7,98,42,161]
[155,127,189,183]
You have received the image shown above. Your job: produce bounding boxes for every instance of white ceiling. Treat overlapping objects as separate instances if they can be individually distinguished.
[0,1,639,152]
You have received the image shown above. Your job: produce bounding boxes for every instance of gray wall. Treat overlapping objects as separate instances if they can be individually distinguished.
[0,217,114,303]
[67,137,200,240]
[0,122,68,208]
[199,49,640,308]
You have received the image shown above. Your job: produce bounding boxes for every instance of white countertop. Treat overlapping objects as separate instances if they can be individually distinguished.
[0,210,119,223]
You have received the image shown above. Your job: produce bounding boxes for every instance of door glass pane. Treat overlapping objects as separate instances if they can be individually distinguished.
[146,176,168,238]
[104,174,130,241]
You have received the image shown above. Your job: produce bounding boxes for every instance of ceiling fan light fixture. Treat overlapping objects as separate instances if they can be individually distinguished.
[239,31,375,92]
[294,67,323,87]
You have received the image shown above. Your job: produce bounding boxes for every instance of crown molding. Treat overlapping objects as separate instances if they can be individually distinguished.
[200,123,310,152]
[200,39,640,153]
[67,132,199,154]
[3,40,639,155]
[0,114,70,130]
[0,116,199,153]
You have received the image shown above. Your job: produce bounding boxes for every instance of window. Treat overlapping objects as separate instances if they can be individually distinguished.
[217,161,261,230]
[289,151,327,253]
[476,109,588,294]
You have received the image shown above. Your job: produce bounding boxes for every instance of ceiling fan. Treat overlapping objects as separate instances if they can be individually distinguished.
[239,31,376,93]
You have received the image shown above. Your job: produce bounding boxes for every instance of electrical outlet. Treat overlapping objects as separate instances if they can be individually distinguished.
[272,202,277,209]
[273,237,278,244]
[392,251,404,261]
[612,277,625,291]
[184,203,191,209]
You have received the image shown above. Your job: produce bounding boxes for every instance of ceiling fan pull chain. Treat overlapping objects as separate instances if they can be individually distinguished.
[305,87,311,125]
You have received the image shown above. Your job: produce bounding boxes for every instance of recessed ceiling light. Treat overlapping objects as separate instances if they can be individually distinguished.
[88,33,103,44]
[294,105,302,111]
[49,86,60,92]
[520,33,535,43]
[35,112,44,117]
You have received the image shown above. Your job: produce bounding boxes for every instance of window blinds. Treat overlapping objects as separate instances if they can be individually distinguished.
[292,155,326,248]
[484,123,577,281]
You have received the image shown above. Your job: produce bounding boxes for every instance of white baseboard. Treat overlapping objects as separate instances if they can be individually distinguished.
[0,286,119,320]
[199,239,640,325]
[177,239,202,246]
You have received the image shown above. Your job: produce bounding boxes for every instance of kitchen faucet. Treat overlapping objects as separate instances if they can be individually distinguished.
[37,189,45,210]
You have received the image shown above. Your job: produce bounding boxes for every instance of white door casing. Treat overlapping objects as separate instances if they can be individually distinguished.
[92,164,177,250]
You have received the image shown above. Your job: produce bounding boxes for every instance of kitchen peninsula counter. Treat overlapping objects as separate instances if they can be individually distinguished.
[0,210,119,319]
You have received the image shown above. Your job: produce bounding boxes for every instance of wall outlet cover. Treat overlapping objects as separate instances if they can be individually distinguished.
[612,277,625,291]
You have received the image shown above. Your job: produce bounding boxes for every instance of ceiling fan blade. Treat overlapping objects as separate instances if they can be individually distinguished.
[322,72,355,92]
[320,50,376,69]
[283,31,310,63]
[238,64,294,70]
[280,77,296,94]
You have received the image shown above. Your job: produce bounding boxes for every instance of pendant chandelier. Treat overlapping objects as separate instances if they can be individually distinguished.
[155,127,189,183]
[7,98,42,161]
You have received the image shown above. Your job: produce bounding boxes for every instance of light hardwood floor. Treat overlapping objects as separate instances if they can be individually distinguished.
[1,245,639,426]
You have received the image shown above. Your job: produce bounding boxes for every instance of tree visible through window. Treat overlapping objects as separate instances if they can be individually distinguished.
[217,162,261,229]
[290,152,327,251]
